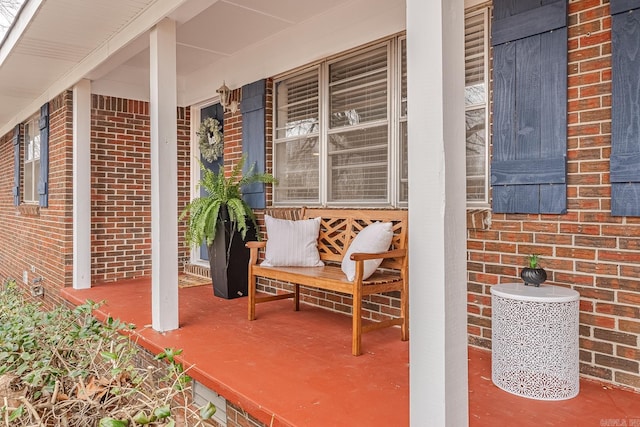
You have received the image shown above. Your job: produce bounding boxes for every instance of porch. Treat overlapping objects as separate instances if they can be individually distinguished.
[61,278,640,426]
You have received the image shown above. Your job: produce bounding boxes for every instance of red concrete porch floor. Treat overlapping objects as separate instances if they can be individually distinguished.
[62,278,640,426]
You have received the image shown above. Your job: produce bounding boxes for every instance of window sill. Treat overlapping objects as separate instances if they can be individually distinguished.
[18,204,40,217]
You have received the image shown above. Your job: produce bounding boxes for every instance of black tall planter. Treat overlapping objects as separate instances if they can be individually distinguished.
[207,209,256,299]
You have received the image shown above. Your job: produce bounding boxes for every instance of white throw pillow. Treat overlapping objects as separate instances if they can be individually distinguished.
[260,215,324,267]
[341,222,393,282]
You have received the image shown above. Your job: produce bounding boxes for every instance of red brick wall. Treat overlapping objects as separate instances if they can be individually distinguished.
[0,92,74,308]
[468,0,640,391]
[91,95,191,283]
[177,107,192,268]
[91,96,152,282]
[221,88,244,172]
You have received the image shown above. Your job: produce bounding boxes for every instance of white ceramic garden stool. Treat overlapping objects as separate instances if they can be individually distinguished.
[490,283,580,400]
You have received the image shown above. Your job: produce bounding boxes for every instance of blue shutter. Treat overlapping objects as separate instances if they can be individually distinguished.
[38,102,50,207]
[610,0,640,216]
[491,0,568,214]
[13,125,20,206]
[611,0,640,15]
[241,80,266,209]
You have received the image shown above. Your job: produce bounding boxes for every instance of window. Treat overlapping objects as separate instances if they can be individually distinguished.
[13,104,49,208]
[23,114,40,203]
[273,36,407,206]
[465,7,490,205]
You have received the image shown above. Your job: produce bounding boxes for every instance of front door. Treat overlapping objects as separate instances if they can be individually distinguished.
[199,103,224,260]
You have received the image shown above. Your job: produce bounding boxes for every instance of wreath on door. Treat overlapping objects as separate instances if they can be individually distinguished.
[198,117,224,162]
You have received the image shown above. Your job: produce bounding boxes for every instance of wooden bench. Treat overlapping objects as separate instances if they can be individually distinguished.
[246,208,408,356]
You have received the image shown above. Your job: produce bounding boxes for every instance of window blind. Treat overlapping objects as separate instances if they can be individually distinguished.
[465,11,485,100]
[328,45,389,202]
[465,9,489,204]
[23,114,41,204]
[274,68,320,203]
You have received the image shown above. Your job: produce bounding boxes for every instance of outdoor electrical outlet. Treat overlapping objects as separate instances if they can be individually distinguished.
[31,277,44,297]
[23,270,28,284]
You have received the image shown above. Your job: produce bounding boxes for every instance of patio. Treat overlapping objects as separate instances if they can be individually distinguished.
[61,278,640,426]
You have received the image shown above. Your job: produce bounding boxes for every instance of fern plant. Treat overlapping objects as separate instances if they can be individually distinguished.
[180,156,276,248]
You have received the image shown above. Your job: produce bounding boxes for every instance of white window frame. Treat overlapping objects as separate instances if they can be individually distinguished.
[272,35,407,208]
[23,113,40,204]
[397,36,408,205]
[465,6,491,207]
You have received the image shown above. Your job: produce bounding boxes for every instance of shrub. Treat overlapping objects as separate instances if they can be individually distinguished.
[0,279,215,426]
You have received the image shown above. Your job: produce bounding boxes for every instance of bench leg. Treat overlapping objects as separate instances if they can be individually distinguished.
[294,284,300,311]
[400,284,409,341]
[352,295,362,356]
[248,268,256,321]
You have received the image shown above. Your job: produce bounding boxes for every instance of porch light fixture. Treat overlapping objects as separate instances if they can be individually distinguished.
[217,81,239,113]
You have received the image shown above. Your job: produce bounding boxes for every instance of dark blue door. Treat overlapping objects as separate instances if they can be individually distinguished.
[199,103,224,260]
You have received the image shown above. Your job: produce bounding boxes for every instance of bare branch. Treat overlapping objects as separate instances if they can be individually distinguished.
[0,0,25,37]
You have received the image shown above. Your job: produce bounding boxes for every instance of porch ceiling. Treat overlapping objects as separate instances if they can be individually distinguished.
[0,0,349,135]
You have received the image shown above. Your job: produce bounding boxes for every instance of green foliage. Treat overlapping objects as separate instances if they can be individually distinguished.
[99,418,129,427]
[0,279,216,426]
[180,155,277,247]
[527,254,540,269]
[200,401,216,420]
[156,348,191,390]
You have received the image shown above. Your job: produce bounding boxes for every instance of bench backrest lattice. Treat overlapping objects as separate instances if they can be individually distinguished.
[301,208,408,270]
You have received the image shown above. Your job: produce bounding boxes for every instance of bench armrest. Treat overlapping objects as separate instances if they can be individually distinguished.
[349,248,406,261]
[350,248,408,283]
[246,241,267,249]
[246,240,266,265]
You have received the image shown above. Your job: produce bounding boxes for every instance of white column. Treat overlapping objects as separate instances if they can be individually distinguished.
[73,79,92,289]
[150,18,179,331]
[407,0,468,426]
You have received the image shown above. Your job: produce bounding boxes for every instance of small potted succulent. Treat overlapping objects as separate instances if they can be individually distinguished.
[520,254,547,287]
